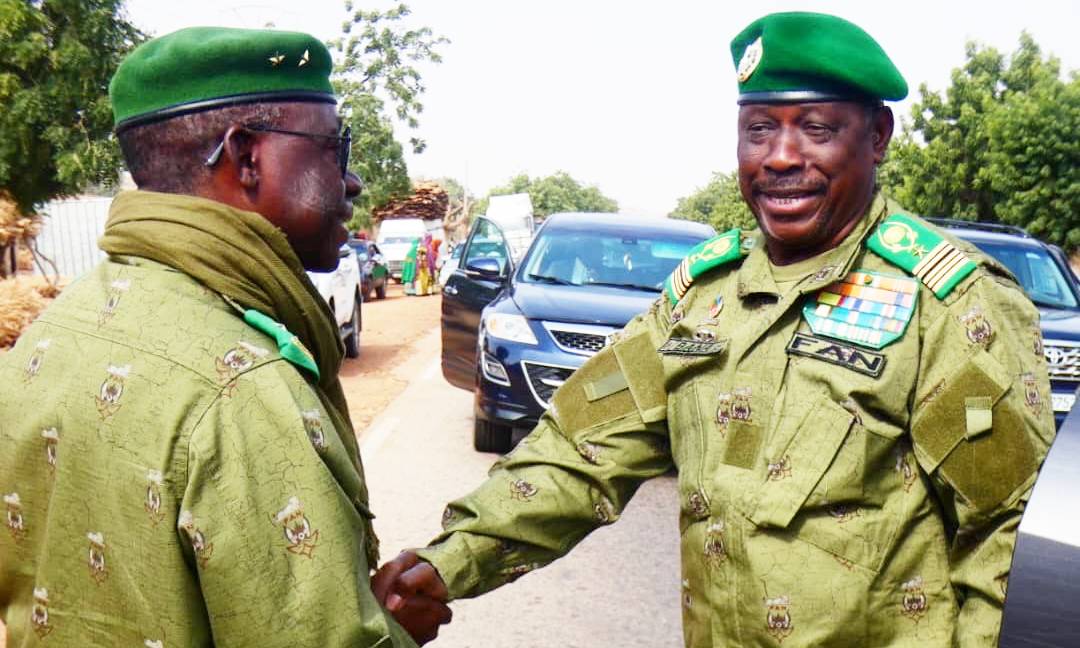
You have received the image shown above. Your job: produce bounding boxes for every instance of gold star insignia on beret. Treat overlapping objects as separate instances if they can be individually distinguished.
[298,49,310,67]
[268,52,286,66]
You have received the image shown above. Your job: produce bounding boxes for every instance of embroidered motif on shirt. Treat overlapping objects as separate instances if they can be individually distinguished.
[894,444,918,492]
[767,456,792,481]
[828,503,861,524]
[716,392,733,432]
[509,479,538,502]
[4,492,26,542]
[25,339,50,381]
[30,587,52,638]
[273,496,320,559]
[99,279,130,326]
[576,441,602,465]
[180,510,214,568]
[803,270,918,349]
[900,576,929,622]
[145,470,164,526]
[958,306,994,347]
[731,387,753,422]
[703,522,727,566]
[1022,373,1043,415]
[687,490,710,518]
[215,341,269,395]
[501,562,541,583]
[764,595,794,642]
[1033,328,1044,356]
[95,364,130,419]
[87,531,108,584]
[41,427,58,473]
[594,496,617,524]
[302,410,328,451]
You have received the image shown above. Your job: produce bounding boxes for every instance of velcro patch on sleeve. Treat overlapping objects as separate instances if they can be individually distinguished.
[585,371,629,402]
[551,347,639,435]
[613,331,668,423]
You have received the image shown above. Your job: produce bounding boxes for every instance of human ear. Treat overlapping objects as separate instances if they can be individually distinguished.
[870,107,894,164]
[221,125,258,189]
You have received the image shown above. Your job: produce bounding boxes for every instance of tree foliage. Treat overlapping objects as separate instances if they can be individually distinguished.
[477,172,618,219]
[0,0,142,215]
[670,170,755,233]
[881,33,1079,252]
[331,2,447,230]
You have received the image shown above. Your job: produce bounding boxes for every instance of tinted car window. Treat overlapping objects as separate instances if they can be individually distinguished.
[521,229,698,290]
[972,241,1078,309]
[464,220,509,273]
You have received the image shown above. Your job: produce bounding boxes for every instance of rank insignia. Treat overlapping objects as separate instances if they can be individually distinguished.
[802,270,917,350]
[868,214,977,298]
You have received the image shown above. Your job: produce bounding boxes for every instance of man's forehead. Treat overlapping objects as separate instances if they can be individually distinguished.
[738,101,866,118]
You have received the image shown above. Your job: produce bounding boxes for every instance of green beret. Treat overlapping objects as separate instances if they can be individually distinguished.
[110,26,335,131]
[730,12,907,104]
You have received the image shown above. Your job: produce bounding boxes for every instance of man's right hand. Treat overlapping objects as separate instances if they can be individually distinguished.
[372,551,452,645]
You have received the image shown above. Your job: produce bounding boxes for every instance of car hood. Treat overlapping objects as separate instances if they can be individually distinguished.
[1039,308,1080,342]
[509,282,658,326]
[379,242,413,260]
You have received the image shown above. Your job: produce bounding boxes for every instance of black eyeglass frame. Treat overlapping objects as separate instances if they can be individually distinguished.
[204,124,352,179]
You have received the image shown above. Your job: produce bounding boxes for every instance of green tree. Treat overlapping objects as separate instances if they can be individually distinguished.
[670,170,755,232]
[881,33,1079,251]
[478,171,618,219]
[331,2,448,230]
[0,0,142,275]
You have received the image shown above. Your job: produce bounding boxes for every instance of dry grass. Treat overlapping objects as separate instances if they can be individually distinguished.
[0,276,61,348]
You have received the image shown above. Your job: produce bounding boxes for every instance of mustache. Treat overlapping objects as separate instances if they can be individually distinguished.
[752,177,826,194]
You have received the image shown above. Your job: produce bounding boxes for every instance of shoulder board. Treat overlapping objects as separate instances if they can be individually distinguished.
[866,214,977,300]
[665,228,748,306]
[242,309,321,379]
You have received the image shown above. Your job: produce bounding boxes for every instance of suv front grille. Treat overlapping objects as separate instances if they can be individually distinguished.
[550,330,607,355]
[387,259,403,273]
[522,362,577,408]
[1045,341,1080,382]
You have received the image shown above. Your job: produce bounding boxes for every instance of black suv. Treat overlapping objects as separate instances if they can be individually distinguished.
[928,219,1079,428]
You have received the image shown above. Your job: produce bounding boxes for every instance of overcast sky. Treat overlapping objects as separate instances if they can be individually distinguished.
[124,0,1080,216]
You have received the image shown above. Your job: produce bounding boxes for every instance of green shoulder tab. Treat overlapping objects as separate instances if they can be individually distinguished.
[665,228,747,306]
[242,309,321,379]
[867,213,977,299]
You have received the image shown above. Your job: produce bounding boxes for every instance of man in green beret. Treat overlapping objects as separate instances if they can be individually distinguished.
[0,26,448,646]
[373,12,1056,646]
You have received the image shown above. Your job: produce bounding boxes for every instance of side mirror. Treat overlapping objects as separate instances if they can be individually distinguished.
[465,257,505,281]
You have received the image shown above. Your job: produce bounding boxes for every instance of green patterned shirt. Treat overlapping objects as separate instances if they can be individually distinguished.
[417,198,1056,647]
[0,256,414,647]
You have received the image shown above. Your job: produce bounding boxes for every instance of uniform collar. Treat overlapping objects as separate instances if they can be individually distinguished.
[736,192,890,300]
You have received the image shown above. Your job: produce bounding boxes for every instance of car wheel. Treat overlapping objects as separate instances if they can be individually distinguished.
[473,418,512,453]
[375,282,386,300]
[343,297,360,358]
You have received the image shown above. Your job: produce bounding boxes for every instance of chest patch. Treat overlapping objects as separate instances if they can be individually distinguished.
[787,332,886,378]
[802,270,918,350]
[658,338,728,356]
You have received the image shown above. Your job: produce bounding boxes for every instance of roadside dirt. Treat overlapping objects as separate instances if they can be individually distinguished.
[340,282,443,434]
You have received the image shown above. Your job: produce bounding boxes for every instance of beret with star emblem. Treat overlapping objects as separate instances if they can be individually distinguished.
[110,26,335,132]
[730,12,908,105]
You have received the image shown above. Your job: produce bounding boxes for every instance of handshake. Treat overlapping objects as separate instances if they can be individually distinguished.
[373,551,454,645]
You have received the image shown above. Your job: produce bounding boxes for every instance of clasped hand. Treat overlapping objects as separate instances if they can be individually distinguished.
[373,551,453,645]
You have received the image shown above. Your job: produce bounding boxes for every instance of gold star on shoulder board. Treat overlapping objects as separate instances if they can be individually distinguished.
[298,49,310,67]
[268,52,286,66]
[911,244,928,258]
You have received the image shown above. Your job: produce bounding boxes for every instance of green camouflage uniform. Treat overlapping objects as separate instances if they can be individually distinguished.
[0,256,414,647]
[417,195,1056,646]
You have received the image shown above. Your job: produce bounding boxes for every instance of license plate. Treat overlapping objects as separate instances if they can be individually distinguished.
[1052,392,1077,413]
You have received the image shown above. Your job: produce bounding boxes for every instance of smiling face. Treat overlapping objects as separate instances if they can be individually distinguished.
[250,103,362,271]
[737,101,892,264]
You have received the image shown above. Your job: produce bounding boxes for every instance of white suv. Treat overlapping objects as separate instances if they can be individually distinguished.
[306,244,363,358]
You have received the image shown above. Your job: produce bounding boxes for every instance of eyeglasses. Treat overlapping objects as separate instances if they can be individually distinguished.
[204,124,352,178]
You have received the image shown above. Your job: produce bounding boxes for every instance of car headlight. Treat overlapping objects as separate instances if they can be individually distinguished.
[485,313,538,345]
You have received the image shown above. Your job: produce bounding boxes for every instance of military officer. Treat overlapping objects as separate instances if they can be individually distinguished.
[0,27,446,646]
[374,11,1057,647]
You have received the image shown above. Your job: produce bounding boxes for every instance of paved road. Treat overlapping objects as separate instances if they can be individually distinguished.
[360,327,684,648]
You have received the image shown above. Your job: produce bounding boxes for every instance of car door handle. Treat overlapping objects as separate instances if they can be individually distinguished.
[444,284,458,295]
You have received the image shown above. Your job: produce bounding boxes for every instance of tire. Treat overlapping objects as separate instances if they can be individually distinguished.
[473,418,512,454]
[375,282,386,300]
[343,297,361,358]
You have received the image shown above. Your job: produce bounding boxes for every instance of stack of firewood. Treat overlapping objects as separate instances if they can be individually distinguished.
[373,181,449,221]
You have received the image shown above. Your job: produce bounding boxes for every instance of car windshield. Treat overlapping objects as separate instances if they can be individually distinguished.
[348,241,369,261]
[520,228,701,291]
[381,236,417,244]
[972,241,1079,309]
